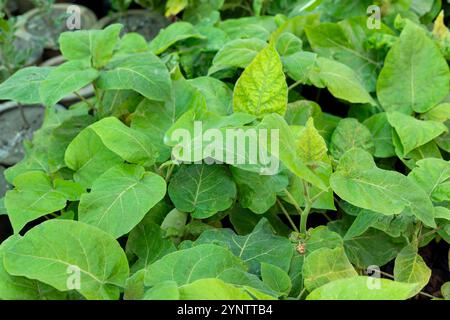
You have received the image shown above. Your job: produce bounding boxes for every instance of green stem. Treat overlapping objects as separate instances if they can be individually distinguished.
[288,80,302,91]
[283,189,303,215]
[277,198,299,233]
[300,202,311,234]
[74,91,95,110]
[165,164,175,182]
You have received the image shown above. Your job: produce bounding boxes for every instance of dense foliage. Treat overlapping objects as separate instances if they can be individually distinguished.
[0,0,449,300]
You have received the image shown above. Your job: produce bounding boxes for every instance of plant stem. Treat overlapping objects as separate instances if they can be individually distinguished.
[277,198,299,233]
[300,202,311,234]
[283,189,303,215]
[288,80,302,91]
[165,164,175,182]
[74,91,95,110]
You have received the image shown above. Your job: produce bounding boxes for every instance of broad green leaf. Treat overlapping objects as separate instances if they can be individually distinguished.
[149,22,204,55]
[131,77,201,162]
[89,117,158,167]
[305,18,390,92]
[330,148,436,227]
[0,67,51,104]
[394,243,431,292]
[275,32,303,56]
[142,280,180,300]
[144,244,246,286]
[161,208,188,238]
[97,52,171,102]
[330,118,374,160]
[208,38,267,75]
[259,114,327,191]
[408,158,450,202]
[194,218,294,273]
[168,164,236,219]
[126,219,176,272]
[0,236,66,300]
[165,0,188,17]
[363,113,395,158]
[218,16,277,41]
[115,33,149,56]
[377,23,450,114]
[422,103,450,122]
[329,219,408,269]
[3,220,129,300]
[233,44,288,117]
[260,262,292,296]
[59,24,122,68]
[5,171,84,233]
[230,167,288,214]
[179,278,273,300]
[78,164,166,238]
[387,111,447,156]
[64,128,123,188]
[309,57,375,105]
[305,226,344,255]
[296,117,328,165]
[124,269,147,300]
[188,77,233,115]
[303,247,358,292]
[306,276,418,300]
[282,51,318,84]
[40,60,99,106]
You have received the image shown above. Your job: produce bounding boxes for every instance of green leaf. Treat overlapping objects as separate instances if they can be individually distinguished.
[126,218,176,272]
[233,44,288,117]
[363,113,395,158]
[144,244,246,286]
[0,67,51,104]
[377,23,450,114]
[219,16,277,41]
[178,278,273,300]
[309,57,375,105]
[40,60,99,106]
[5,171,84,233]
[275,32,303,56]
[303,247,358,292]
[296,117,328,165]
[305,18,390,92]
[3,220,129,300]
[330,118,375,160]
[329,219,407,269]
[0,236,66,300]
[394,243,431,292]
[168,164,237,219]
[188,76,233,115]
[387,111,447,156]
[259,114,327,191]
[260,262,292,296]
[330,148,436,227]
[306,276,418,300]
[208,38,267,75]
[78,164,166,238]
[230,167,288,214]
[305,226,344,254]
[89,117,158,167]
[283,51,318,85]
[64,127,123,188]
[442,282,450,300]
[142,280,180,300]
[59,24,123,68]
[408,158,450,202]
[97,52,171,102]
[149,22,204,55]
[422,103,450,122]
[194,218,294,273]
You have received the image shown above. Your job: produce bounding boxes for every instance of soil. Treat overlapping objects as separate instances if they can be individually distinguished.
[0,165,6,197]
[0,104,45,166]
[25,6,96,49]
